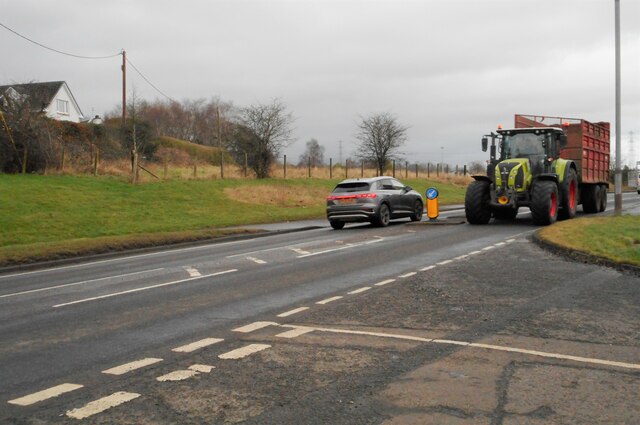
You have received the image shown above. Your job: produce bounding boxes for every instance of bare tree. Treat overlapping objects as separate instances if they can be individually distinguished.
[468,160,486,175]
[355,112,408,176]
[298,138,325,167]
[235,99,294,178]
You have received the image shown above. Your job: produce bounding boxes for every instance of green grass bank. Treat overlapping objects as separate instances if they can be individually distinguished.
[0,174,466,265]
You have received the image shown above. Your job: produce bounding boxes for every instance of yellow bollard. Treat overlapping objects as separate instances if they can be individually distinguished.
[426,187,439,220]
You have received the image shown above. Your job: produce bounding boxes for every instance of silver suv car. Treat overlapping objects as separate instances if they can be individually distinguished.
[326,177,423,229]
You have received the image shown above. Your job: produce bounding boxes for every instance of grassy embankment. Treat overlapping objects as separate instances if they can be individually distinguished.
[0,174,467,265]
[539,215,640,267]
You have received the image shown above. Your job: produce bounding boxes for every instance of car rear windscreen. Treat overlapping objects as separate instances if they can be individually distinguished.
[332,182,370,193]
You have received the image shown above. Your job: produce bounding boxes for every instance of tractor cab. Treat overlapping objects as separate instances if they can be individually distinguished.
[496,127,567,176]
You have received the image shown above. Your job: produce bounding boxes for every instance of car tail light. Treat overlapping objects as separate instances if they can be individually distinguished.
[327,193,377,200]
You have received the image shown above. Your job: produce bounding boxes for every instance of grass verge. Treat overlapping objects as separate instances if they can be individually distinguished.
[0,174,466,265]
[538,215,640,267]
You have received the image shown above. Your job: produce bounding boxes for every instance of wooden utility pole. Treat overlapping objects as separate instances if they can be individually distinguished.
[121,50,126,127]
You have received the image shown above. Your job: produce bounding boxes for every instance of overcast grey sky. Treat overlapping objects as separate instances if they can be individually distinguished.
[1,0,639,166]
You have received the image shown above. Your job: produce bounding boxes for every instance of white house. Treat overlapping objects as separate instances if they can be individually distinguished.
[0,81,84,123]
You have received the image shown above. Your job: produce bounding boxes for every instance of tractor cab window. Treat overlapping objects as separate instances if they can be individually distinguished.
[502,133,546,159]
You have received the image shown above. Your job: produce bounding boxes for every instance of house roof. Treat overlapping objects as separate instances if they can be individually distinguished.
[0,81,65,111]
[0,81,83,118]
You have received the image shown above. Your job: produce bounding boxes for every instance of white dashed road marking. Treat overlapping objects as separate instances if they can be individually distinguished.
[454,254,469,260]
[316,296,343,305]
[277,307,309,317]
[399,272,417,278]
[8,383,84,406]
[276,327,314,339]
[102,358,163,375]
[420,265,436,271]
[482,246,495,251]
[469,251,482,255]
[246,257,267,265]
[157,370,199,382]
[506,239,516,243]
[172,338,224,353]
[189,364,215,373]
[436,260,453,266]
[66,391,140,420]
[348,287,371,294]
[374,279,396,286]
[495,242,506,247]
[184,267,201,277]
[233,321,278,333]
[289,247,310,255]
[219,344,271,360]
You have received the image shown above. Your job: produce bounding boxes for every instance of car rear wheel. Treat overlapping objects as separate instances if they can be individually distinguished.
[330,220,345,230]
[410,200,423,222]
[374,203,390,227]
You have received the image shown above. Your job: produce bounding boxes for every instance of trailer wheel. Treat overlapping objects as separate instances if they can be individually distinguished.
[599,185,608,212]
[465,181,491,224]
[531,181,558,225]
[558,169,578,220]
[582,185,599,213]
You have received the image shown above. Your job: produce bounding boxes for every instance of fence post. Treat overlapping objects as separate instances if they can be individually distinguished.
[308,155,311,178]
[329,158,332,179]
[415,163,418,178]
[361,160,364,177]
[437,163,439,176]
[463,164,467,176]
[345,159,349,178]
[427,163,430,178]
[392,160,396,177]
[284,155,287,179]
[405,161,408,178]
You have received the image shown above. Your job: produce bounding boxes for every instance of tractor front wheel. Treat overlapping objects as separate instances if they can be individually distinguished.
[558,169,578,220]
[465,181,492,224]
[531,181,559,226]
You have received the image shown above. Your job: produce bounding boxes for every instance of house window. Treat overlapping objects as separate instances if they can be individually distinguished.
[56,99,69,114]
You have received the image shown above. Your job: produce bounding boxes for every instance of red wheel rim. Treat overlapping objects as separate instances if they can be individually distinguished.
[550,191,557,217]
[569,180,576,209]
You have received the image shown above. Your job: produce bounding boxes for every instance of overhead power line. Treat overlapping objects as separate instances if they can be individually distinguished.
[0,21,121,59]
[125,57,177,103]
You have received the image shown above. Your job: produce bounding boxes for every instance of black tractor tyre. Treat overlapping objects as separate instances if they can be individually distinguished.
[410,200,423,222]
[330,220,345,230]
[493,208,518,220]
[558,169,578,220]
[465,181,492,224]
[599,185,608,212]
[530,181,559,226]
[374,203,391,227]
[582,184,600,213]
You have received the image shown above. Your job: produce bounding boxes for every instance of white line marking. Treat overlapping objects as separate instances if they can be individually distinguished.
[282,325,640,370]
[297,238,384,258]
[277,307,309,317]
[399,272,417,278]
[219,344,271,359]
[0,237,254,280]
[289,247,311,255]
[348,287,371,294]
[189,364,215,373]
[495,242,506,247]
[316,296,343,305]
[232,321,278,333]
[156,370,199,382]
[172,338,224,353]
[406,230,416,233]
[52,269,237,308]
[0,268,165,299]
[436,260,453,265]
[184,267,201,277]
[276,327,313,338]
[102,358,163,375]
[482,246,495,251]
[374,278,396,286]
[420,266,436,272]
[506,239,516,243]
[454,255,469,260]
[246,256,267,264]
[8,383,84,406]
[468,251,482,255]
[66,391,140,419]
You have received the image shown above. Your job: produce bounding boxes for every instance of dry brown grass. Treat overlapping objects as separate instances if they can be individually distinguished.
[224,184,330,208]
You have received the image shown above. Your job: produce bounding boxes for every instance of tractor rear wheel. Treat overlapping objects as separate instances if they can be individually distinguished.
[558,169,578,220]
[465,181,492,224]
[531,181,558,225]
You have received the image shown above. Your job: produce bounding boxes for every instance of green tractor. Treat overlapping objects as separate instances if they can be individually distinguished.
[465,127,578,225]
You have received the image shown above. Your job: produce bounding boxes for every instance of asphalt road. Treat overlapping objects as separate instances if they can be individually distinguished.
[1,192,639,424]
